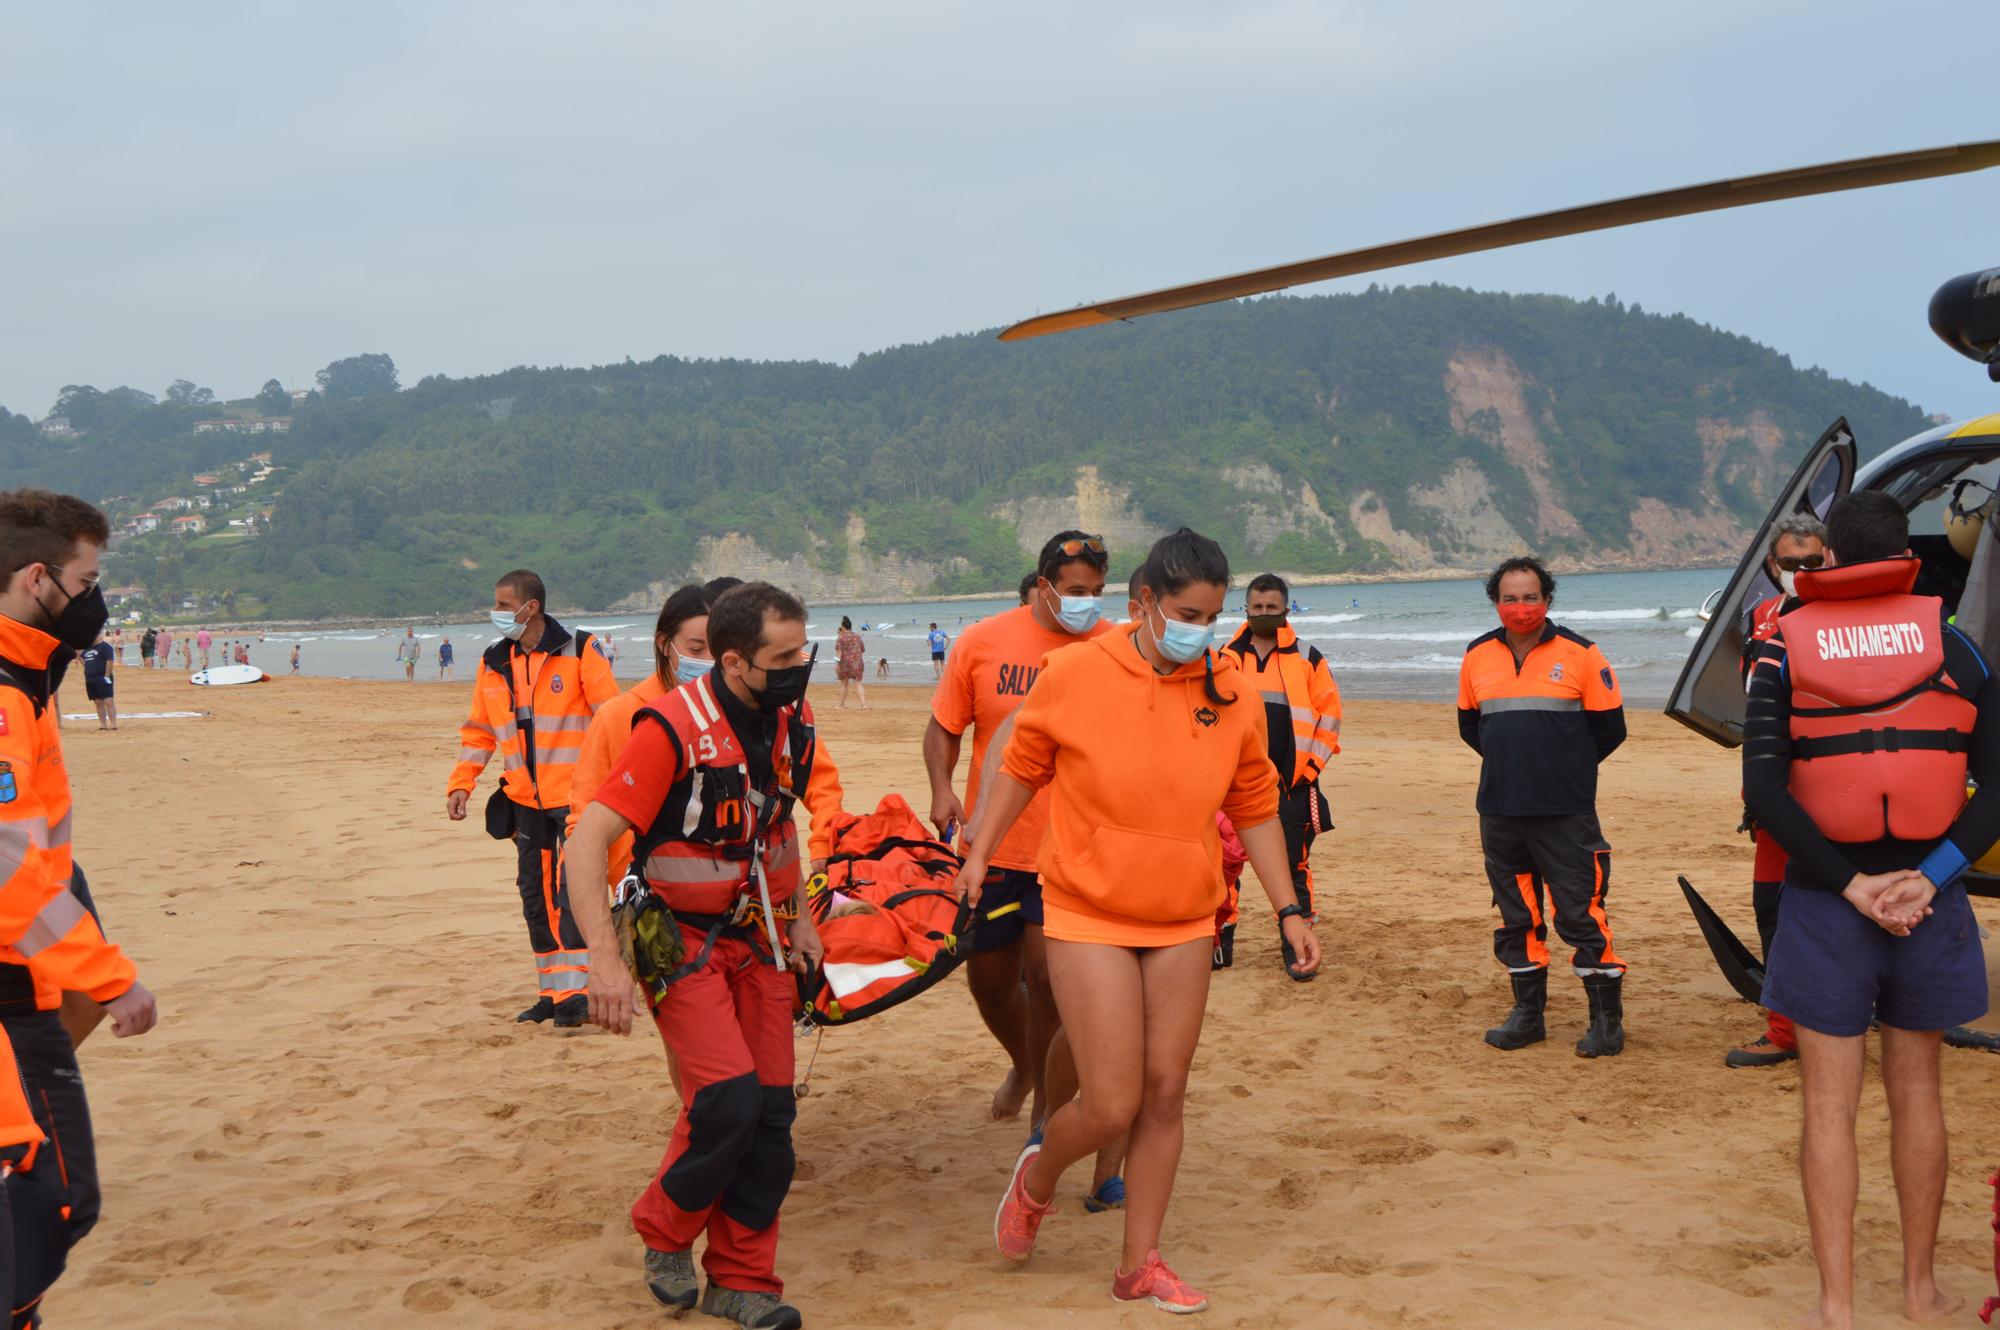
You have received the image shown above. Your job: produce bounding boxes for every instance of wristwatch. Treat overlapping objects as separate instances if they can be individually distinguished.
[1276,903,1308,925]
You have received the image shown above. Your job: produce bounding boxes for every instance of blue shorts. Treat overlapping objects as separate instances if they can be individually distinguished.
[1762,880,1988,1037]
[969,868,1043,952]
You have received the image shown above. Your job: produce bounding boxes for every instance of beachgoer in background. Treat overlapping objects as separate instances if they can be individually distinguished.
[1745,492,1999,1330]
[969,528,1320,1312]
[438,636,455,680]
[397,628,420,681]
[196,626,212,670]
[1728,511,1827,1069]
[290,643,301,675]
[1221,572,1342,978]
[1018,572,1037,606]
[1458,555,1627,1057]
[0,487,160,1325]
[140,626,157,670]
[236,641,251,667]
[834,616,866,709]
[568,583,823,1329]
[80,631,117,731]
[445,569,618,1027]
[876,656,889,679]
[925,530,1116,1183]
[177,637,191,672]
[927,622,949,679]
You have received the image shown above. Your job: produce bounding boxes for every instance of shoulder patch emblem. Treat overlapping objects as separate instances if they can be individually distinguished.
[1548,662,1564,682]
[1600,667,1615,690]
[591,638,611,660]
[0,771,15,804]
[550,675,565,693]
[1194,706,1219,728]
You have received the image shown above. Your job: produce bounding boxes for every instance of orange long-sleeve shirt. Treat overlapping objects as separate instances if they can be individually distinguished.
[446,617,619,811]
[1000,624,1279,932]
[565,672,847,890]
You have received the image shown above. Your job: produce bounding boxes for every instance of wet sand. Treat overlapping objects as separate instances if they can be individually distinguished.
[48,672,2000,1328]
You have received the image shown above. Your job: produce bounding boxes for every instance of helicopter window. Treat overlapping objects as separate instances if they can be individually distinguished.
[1869,449,2000,616]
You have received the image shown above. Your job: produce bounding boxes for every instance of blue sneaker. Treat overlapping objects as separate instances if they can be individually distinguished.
[1026,1123,1044,1149]
[1083,1175,1126,1213]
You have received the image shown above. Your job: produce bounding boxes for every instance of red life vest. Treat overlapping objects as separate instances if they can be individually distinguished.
[1782,557,1977,842]
[627,675,816,920]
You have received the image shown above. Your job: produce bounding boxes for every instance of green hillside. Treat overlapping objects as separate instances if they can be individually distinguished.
[3,287,1935,618]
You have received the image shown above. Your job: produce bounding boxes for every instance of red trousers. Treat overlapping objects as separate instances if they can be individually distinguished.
[1752,830,1796,1051]
[632,930,797,1293]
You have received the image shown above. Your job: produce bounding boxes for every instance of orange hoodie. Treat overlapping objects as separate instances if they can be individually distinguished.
[1000,623,1280,927]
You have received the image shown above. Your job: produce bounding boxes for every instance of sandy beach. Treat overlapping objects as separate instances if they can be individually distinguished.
[43,671,2000,1329]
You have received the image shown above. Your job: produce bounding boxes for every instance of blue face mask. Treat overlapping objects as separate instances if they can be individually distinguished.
[1051,592,1103,635]
[490,608,527,640]
[675,657,714,685]
[1148,603,1214,664]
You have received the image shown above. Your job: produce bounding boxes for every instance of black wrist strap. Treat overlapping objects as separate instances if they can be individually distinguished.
[1276,903,1308,924]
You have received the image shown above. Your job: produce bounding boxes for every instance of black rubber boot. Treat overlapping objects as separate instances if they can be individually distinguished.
[1483,970,1547,1050]
[1575,974,1625,1058]
[551,994,589,1028]
[515,996,555,1023]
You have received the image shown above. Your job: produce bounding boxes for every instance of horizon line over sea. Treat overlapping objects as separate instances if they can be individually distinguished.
[172,567,1728,707]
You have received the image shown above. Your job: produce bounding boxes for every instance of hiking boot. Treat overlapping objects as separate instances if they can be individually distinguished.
[552,994,589,1028]
[1112,1249,1209,1314]
[1483,970,1547,1050]
[644,1248,697,1313]
[994,1143,1057,1263]
[1575,974,1625,1058]
[1724,1035,1797,1069]
[1212,924,1235,971]
[699,1283,802,1330]
[515,996,554,1023]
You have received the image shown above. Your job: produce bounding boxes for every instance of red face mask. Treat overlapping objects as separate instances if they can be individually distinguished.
[1498,602,1547,636]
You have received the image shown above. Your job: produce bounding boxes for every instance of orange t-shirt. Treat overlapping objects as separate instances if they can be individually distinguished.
[1000,624,1280,942]
[931,605,1110,872]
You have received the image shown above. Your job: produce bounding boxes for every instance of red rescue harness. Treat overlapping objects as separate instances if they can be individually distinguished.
[1782,557,1976,842]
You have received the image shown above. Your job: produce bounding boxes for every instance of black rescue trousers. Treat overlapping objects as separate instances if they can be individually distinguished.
[1481,811,1625,977]
[514,804,589,1001]
[3,1008,98,1330]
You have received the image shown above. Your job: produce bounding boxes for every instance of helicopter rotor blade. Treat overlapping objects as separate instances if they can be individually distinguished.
[999,139,2000,342]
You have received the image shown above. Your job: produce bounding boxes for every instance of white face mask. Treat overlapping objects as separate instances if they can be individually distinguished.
[491,608,528,640]
[1778,570,1798,597]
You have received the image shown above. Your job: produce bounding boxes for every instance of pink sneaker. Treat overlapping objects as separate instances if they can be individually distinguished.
[1112,1250,1209,1314]
[993,1144,1056,1262]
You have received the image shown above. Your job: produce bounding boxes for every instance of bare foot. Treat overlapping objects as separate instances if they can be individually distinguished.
[1799,1299,1853,1330]
[1903,1281,1962,1323]
[989,1067,1029,1120]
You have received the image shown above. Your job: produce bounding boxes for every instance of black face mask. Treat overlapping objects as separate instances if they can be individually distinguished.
[39,575,109,652]
[1246,613,1287,636]
[747,644,817,713]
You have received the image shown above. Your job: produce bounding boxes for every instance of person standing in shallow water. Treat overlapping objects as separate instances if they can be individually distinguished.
[1456,555,1628,1058]
[834,616,866,709]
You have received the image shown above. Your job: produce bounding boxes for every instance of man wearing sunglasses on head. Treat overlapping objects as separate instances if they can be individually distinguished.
[1726,511,1826,1068]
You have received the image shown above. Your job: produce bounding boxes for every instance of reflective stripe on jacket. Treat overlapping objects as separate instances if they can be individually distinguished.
[0,614,138,1013]
[446,616,619,810]
[1221,623,1342,788]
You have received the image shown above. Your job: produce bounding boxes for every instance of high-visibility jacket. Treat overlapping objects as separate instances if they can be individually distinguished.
[446,616,619,811]
[1222,623,1343,789]
[0,614,138,1017]
[1782,557,1977,842]
[627,674,815,922]
[1456,622,1625,818]
[565,672,848,886]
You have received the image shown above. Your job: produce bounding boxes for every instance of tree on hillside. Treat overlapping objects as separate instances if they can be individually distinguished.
[164,379,217,407]
[256,378,291,417]
[316,354,399,401]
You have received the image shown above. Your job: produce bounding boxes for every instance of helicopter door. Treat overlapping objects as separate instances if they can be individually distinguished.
[1664,417,1856,746]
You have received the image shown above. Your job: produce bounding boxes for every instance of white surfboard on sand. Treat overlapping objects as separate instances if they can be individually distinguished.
[189,665,269,687]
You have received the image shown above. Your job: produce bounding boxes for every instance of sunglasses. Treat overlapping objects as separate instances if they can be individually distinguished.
[1052,536,1107,559]
[1773,553,1825,573]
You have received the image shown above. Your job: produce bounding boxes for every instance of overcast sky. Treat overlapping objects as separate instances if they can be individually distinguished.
[5,2,1999,430]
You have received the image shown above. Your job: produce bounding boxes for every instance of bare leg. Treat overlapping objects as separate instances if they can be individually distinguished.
[966,941,1031,1119]
[1024,940,1143,1203]
[1117,938,1211,1272]
[1043,1012,1127,1191]
[1795,1025,1864,1330]
[1879,1026,1961,1323]
[1022,923,1059,1128]
[106,696,117,730]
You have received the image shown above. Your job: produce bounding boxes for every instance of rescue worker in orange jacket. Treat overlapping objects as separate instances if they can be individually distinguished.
[568,583,823,1330]
[445,569,618,1026]
[1743,491,2000,1329]
[1727,512,1826,1069]
[0,489,159,1330]
[1221,572,1341,978]
[565,584,848,891]
[1457,556,1627,1058]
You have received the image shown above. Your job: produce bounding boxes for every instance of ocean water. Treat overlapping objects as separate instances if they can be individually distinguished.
[196,566,1726,706]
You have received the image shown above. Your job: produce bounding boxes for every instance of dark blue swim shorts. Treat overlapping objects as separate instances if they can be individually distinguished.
[1761,879,1988,1037]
